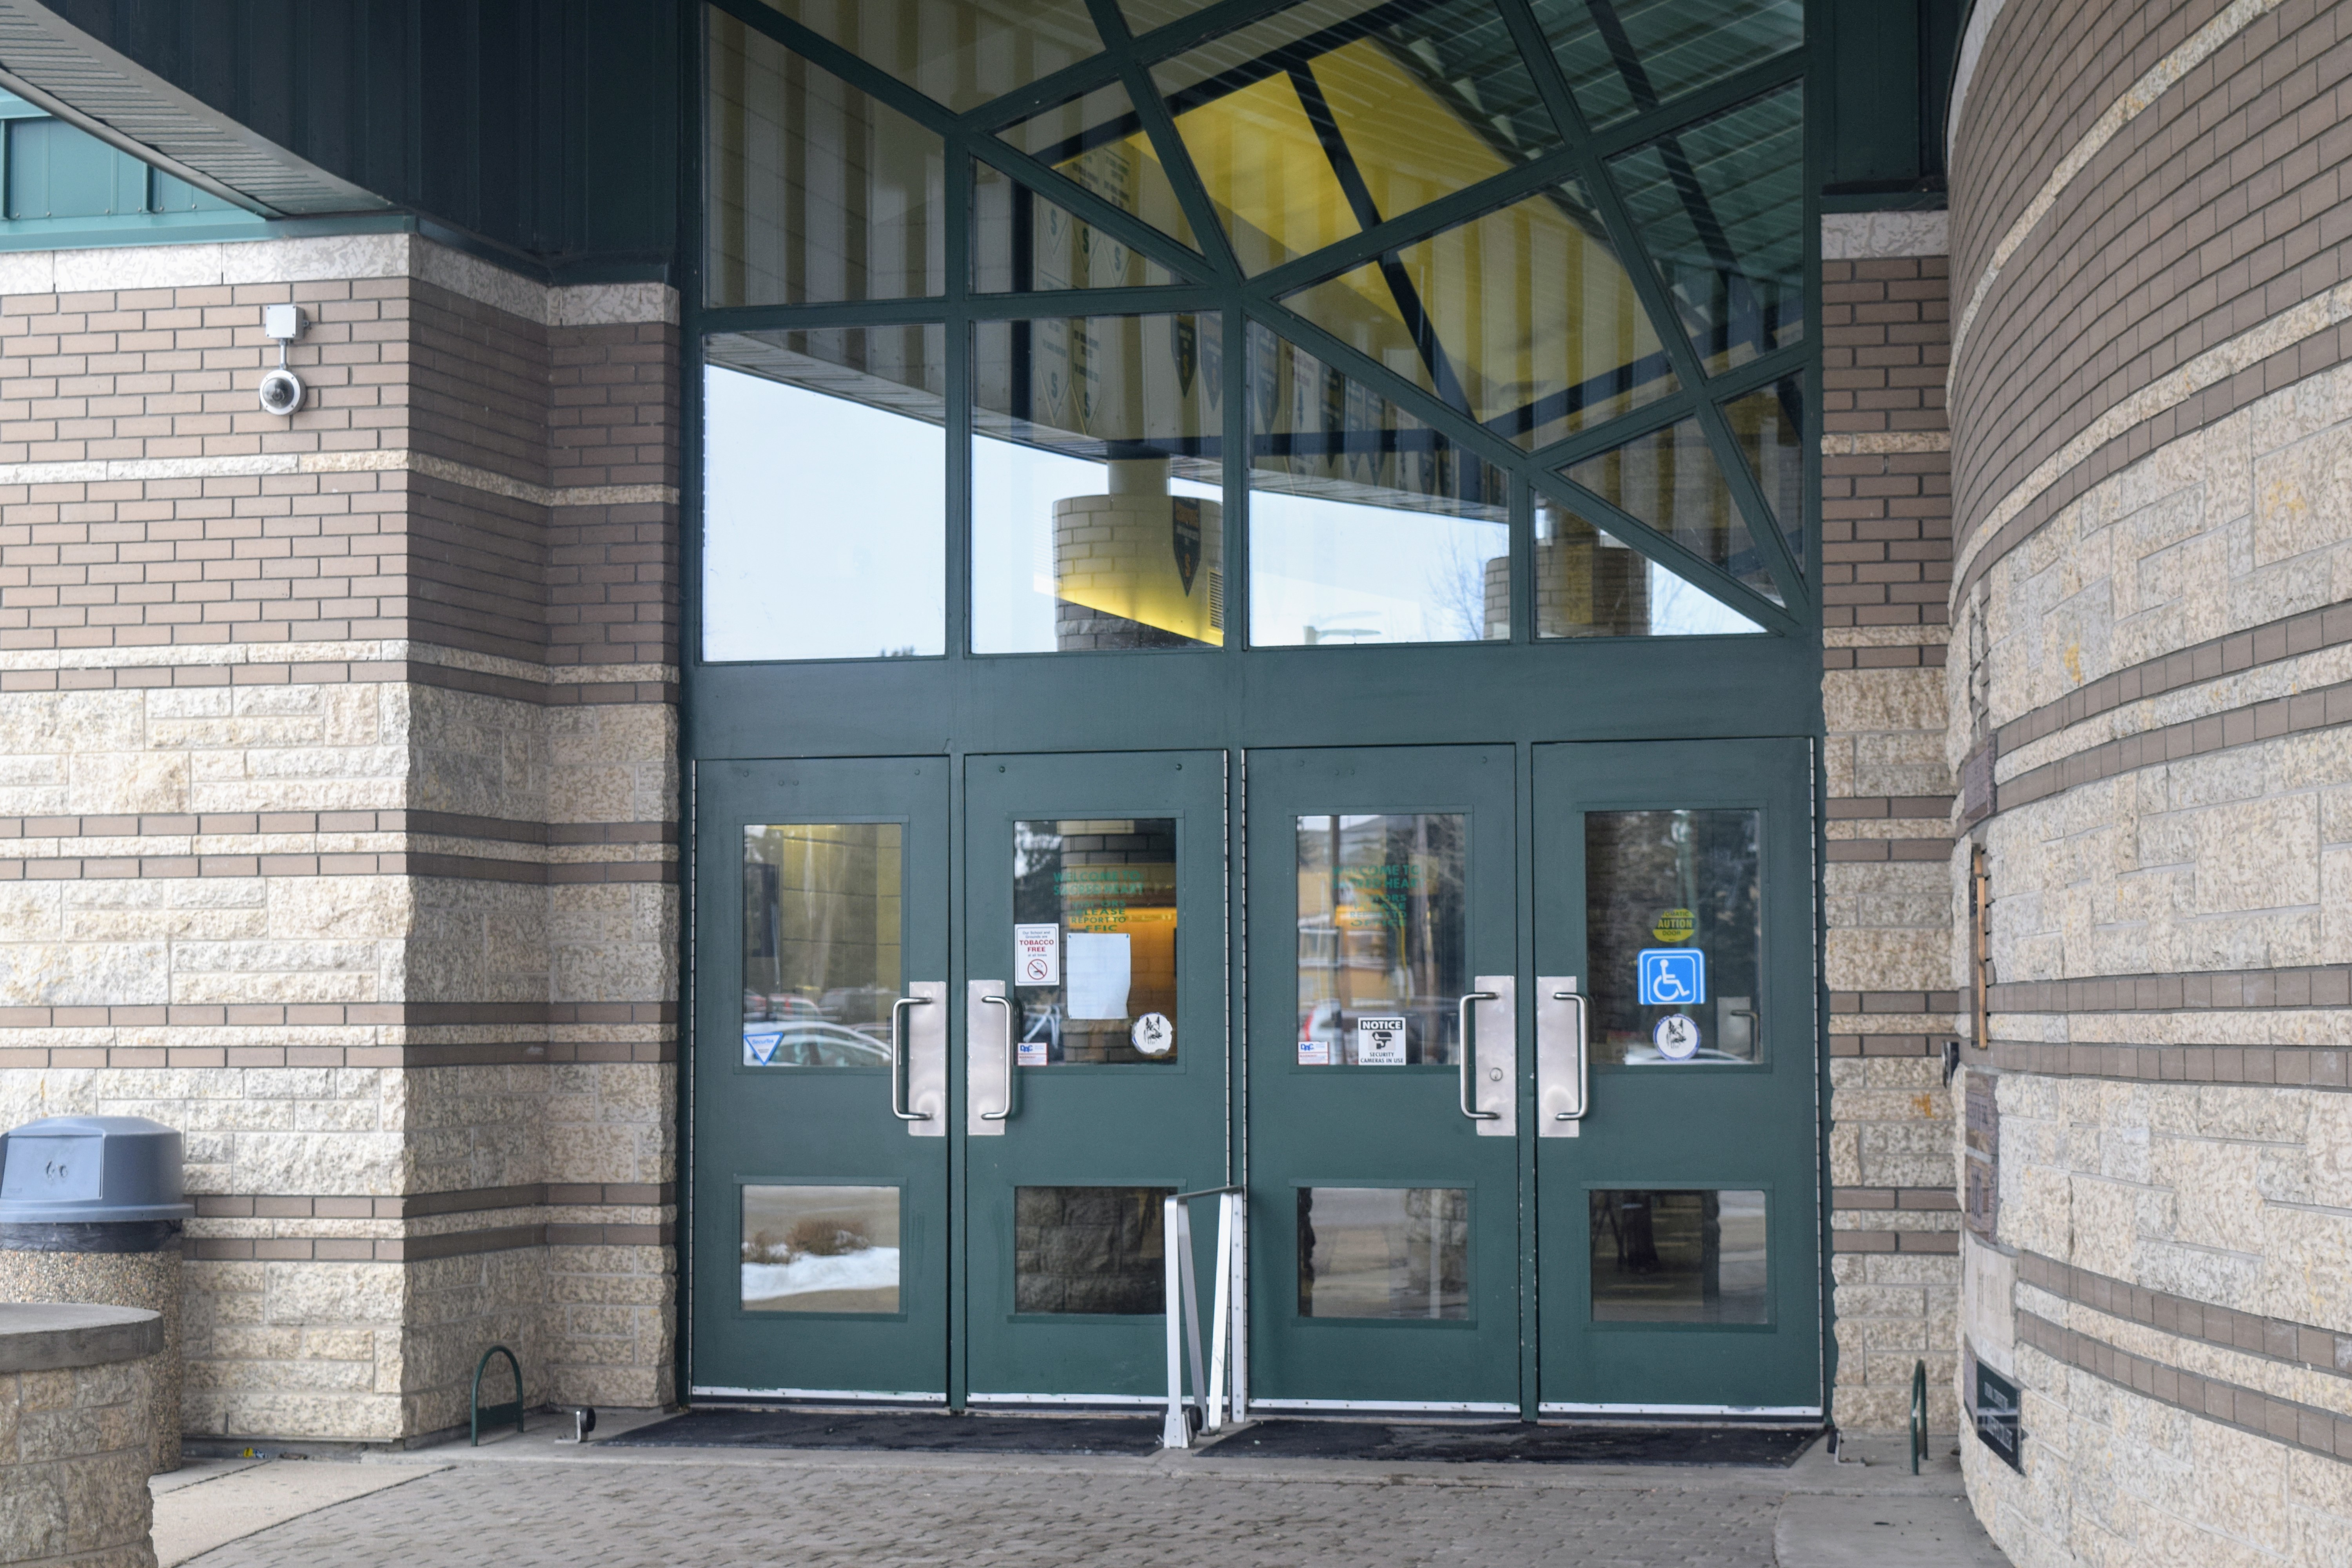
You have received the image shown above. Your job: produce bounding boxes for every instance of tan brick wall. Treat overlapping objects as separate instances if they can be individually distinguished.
[0,234,680,1443]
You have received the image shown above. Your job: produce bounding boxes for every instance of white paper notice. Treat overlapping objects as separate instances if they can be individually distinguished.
[1065,932,1132,1020]
[1355,1016,1408,1065]
[1014,923,1060,987]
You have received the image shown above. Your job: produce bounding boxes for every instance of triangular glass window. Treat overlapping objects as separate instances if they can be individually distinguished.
[975,160,1187,291]
[1246,321,1511,646]
[999,80,1203,254]
[1151,0,1560,274]
[749,0,1102,113]
[1558,415,1783,604]
[1606,83,1804,374]
[1279,180,1677,450]
[1532,0,1803,130]
[708,14,946,306]
[1720,376,1805,574]
[1533,498,1766,637]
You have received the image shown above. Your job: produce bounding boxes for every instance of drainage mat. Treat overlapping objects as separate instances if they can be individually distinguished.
[601,1408,1163,1456]
[1195,1420,1821,1466]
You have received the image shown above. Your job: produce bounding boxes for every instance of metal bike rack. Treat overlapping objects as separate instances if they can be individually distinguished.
[1162,1185,1246,1450]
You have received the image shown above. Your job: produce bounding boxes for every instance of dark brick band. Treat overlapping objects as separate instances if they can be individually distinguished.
[1990,964,2352,1014]
[2021,1251,2352,1380]
[2019,1309,2352,1462]
[1988,1038,2350,1090]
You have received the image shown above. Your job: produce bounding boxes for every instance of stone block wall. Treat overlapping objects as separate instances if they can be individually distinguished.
[0,234,680,1444]
[1818,210,1962,1434]
[1948,0,2352,1560]
[0,1303,162,1568]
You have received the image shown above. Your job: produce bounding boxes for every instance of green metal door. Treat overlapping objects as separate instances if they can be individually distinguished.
[1532,739,1821,1415]
[1246,745,1523,1412]
[690,757,951,1401]
[961,750,1230,1405]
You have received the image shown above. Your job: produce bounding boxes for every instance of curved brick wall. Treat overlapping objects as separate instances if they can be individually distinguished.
[1948,2,2352,1562]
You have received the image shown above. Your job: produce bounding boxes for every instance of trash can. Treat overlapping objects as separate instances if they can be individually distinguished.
[0,1116,192,1472]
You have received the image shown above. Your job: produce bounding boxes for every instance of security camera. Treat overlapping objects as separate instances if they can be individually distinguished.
[258,367,305,416]
[259,304,305,417]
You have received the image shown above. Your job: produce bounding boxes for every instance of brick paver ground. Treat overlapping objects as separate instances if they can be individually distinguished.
[189,1456,1788,1568]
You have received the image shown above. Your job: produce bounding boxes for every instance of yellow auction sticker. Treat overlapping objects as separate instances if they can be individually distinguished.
[1651,907,1695,943]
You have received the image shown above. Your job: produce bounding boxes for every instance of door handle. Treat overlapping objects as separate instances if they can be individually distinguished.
[1537,976,1587,1138]
[980,993,1014,1121]
[1457,991,1500,1121]
[889,996,933,1122]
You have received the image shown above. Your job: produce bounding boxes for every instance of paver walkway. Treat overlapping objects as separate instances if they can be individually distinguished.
[156,1419,2009,1568]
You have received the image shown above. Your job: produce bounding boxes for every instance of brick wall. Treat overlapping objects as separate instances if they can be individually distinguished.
[1817,216,1961,1433]
[0,234,680,1444]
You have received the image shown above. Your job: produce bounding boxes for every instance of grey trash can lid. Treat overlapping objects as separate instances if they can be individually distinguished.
[0,1116,193,1222]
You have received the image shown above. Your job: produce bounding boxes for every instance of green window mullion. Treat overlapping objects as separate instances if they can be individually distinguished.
[1512,15,1811,609]
[1530,468,1796,637]
[1247,299,1529,477]
[699,300,965,334]
[706,0,963,139]
[967,138,1207,285]
[1578,53,1808,165]
[1080,0,1245,286]
[1222,301,1250,656]
[947,144,974,662]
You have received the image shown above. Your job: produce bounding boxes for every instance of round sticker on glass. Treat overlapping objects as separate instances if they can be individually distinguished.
[1651,907,1696,943]
[1131,1013,1174,1056]
[1652,1014,1701,1061]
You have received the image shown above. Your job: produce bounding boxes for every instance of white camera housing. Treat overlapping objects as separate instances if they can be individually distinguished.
[258,367,305,416]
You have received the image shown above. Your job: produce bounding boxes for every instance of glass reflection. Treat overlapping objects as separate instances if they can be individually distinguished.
[1011,819,1180,1064]
[1723,376,1805,572]
[975,161,1181,292]
[1153,0,1560,273]
[1534,501,1765,638]
[1016,1186,1172,1313]
[707,16,945,307]
[1247,325,1507,645]
[1283,181,1677,452]
[1609,84,1804,373]
[973,314,1225,652]
[1589,1189,1768,1323]
[704,329,947,661]
[742,1185,901,1312]
[1298,1187,1470,1319]
[751,0,1102,113]
[1559,416,1782,604]
[1296,814,1466,1066]
[998,81,1200,252]
[742,823,903,1067]
[1536,0,1803,129]
[1585,808,1761,1064]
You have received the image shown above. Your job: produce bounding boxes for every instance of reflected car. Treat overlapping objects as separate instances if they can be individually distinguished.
[743,993,825,1023]
[743,1020,895,1067]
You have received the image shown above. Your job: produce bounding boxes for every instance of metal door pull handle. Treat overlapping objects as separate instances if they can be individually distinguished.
[980,993,1014,1121]
[1458,990,1500,1121]
[889,996,933,1121]
[1550,989,1589,1121]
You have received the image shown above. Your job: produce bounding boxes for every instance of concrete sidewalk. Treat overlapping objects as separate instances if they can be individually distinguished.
[152,1416,2008,1567]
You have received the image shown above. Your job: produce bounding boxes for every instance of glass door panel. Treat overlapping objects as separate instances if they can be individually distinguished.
[1248,746,1521,1411]
[963,751,1229,1403]
[691,758,951,1401]
[1533,739,1819,1415]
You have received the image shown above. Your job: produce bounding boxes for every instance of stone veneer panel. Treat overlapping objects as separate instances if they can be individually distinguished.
[0,233,680,1443]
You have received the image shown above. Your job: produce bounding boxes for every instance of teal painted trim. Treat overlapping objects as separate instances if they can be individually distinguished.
[0,213,272,250]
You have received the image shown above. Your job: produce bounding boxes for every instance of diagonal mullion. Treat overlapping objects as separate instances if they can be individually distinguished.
[706,0,964,139]
[1081,0,1245,285]
[1580,54,1805,162]
[1517,339,1809,470]
[1247,299,1535,477]
[965,285,1225,319]
[1530,468,1797,635]
[1242,145,1586,300]
[1498,0,1810,608]
[969,137,1208,284]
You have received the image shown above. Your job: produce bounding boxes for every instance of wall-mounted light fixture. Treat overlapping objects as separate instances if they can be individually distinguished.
[258,304,305,416]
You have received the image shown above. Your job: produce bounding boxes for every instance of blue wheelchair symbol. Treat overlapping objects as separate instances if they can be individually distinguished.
[1638,948,1706,1007]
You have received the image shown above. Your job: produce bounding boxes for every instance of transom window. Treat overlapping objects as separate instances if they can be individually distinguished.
[699,0,1809,662]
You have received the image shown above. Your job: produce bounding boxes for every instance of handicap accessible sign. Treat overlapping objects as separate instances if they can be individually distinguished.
[1637,948,1706,1007]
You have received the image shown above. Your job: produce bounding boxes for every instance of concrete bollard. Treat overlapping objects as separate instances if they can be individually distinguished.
[0,1302,164,1568]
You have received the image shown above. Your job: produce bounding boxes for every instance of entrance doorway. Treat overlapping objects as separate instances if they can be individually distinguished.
[689,740,1819,1417]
